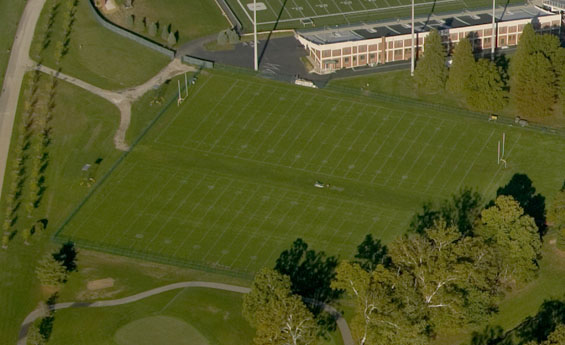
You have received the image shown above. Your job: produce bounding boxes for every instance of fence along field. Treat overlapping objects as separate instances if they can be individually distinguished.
[56,71,565,275]
[226,0,523,29]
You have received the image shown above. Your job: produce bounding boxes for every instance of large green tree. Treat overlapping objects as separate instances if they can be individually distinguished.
[332,261,427,345]
[414,29,448,92]
[447,37,475,94]
[464,59,506,113]
[35,254,67,287]
[476,195,541,286]
[243,268,318,345]
[510,24,561,117]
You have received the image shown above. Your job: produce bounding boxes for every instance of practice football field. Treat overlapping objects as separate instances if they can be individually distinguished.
[56,70,565,275]
[226,0,524,30]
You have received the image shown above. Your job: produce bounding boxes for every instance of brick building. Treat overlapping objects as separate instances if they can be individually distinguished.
[295,5,562,74]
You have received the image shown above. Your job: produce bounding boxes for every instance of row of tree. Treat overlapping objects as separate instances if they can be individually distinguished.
[125,15,178,46]
[243,175,565,345]
[415,24,565,118]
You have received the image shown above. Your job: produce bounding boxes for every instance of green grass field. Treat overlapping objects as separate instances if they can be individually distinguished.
[29,0,171,90]
[104,0,230,45]
[55,70,565,276]
[228,0,526,31]
[0,73,121,345]
[0,0,27,88]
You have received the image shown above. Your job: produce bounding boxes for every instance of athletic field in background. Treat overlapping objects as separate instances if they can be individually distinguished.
[226,0,526,30]
[56,70,565,275]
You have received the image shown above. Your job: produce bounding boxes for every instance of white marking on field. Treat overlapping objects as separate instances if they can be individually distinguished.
[135,234,143,238]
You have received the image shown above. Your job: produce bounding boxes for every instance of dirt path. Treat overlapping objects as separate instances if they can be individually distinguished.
[18,281,354,345]
[0,0,47,202]
[36,59,193,151]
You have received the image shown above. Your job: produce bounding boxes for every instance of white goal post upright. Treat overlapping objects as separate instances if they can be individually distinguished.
[253,0,258,71]
[184,72,189,98]
[502,132,505,158]
[177,80,182,105]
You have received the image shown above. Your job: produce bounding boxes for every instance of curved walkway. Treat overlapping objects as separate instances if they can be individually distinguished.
[36,59,193,151]
[18,281,354,345]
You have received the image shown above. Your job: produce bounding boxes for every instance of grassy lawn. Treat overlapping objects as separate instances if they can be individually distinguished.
[103,0,230,46]
[0,0,27,87]
[228,0,526,31]
[329,69,565,129]
[0,73,121,345]
[55,70,565,277]
[29,0,171,90]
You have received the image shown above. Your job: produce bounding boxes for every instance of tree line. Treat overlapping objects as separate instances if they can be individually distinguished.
[243,174,565,345]
[414,24,565,118]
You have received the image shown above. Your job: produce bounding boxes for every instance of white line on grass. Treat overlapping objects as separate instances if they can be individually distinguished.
[329,106,370,175]
[356,113,405,182]
[482,132,522,196]
[383,117,431,185]
[452,128,495,193]
[397,119,445,188]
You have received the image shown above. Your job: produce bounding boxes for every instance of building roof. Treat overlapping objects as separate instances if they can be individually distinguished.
[297,4,556,45]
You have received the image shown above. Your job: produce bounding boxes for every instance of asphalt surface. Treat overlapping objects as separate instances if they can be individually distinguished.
[18,281,354,345]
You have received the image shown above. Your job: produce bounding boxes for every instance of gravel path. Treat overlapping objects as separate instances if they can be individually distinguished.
[36,59,193,151]
[18,281,354,345]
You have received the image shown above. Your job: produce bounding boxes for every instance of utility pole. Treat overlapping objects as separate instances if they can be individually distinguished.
[254,0,258,71]
[491,0,496,60]
[410,0,415,76]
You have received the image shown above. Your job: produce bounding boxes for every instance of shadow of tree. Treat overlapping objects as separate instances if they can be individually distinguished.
[354,234,390,271]
[470,325,514,345]
[496,174,546,236]
[514,299,565,344]
[53,241,78,272]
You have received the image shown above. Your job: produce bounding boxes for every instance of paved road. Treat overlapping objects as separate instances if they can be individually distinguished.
[18,281,354,345]
[0,0,46,201]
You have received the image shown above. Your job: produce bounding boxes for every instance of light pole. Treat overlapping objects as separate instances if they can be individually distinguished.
[410,0,415,76]
[254,0,258,71]
[491,0,496,60]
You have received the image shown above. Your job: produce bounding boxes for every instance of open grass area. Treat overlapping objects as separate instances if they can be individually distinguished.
[0,0,27,87]
[56,70,565,277]
[103,0,230,45]
[30,0,171,90]
[228,0,526,31]
[0,73,120,345]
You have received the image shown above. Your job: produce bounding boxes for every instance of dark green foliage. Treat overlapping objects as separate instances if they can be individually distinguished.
[497,173,546,235]
[274,238,342,310]
[447,37,474,94]
[510,24,562,118]
[354,234,390,271]
[410,187,483,236]
[52,241,78,272]
[516,299,565,344]
[465,59,506,113]
[414,29,448,92]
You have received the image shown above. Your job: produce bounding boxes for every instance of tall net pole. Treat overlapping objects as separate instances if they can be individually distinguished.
[491,0,496,60]
[411,0,415,77]
[253,0,258,71]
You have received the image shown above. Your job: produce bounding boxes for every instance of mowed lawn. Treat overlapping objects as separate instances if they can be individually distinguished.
[228,0,525,30]
[57,71,565,275]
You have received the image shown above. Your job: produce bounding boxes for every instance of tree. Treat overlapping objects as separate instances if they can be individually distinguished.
[161,24,169,41]
[354,234,390,271]
[476,195,541,286]
[547,183,565,231]
[332,261,428,345]
[26,323,46,345]
[274,239,341,309]
[53,241,78,272]
[148,21,157,37]
[243,268,318,345]
[464,59,506,113]
[510,24,561,118]
[126,14,134,28]
[410,188,483,236]
[167,31,177,46]
[497,174,546,235]
[414,29,448,92]
[35,254,67,287]
[22,226,33,245]
[511,52,557,117]
[540,324,565,345]
[217,30,229,45]
[447,37,474,95]
[227,28,240,44]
